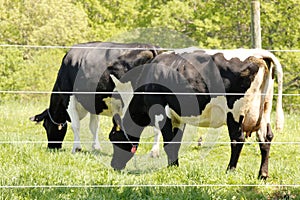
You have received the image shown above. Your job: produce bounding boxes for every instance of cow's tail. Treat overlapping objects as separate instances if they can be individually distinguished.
[266,51,284,131]
[258,49,284,131]
[273,55,284,131]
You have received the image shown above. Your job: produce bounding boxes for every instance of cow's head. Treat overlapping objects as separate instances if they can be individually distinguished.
[30,108,70,149]
[109,114,139,170]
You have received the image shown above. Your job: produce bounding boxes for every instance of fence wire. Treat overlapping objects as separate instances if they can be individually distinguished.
[0,90,299,96]
[0,141,300,145]
[1,44,300,52]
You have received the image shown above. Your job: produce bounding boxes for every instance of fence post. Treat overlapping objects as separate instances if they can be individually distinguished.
[251,0,262,49]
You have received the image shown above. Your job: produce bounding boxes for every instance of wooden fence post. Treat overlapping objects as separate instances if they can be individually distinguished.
[251,0,262,49]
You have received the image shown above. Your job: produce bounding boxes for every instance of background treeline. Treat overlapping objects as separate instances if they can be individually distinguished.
[0,0,299,112]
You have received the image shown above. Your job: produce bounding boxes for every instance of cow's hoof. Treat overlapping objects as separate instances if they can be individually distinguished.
[258,172,268,180]
[92,144,101,151]
[72,147,82,154]
[167,159,179,167]
[111,161,126,171]
[150,149,160,158]
[226,166,236,173]
[198,136,203,146]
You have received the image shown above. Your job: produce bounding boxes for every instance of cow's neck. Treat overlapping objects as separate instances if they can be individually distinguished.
[49,92,70,124]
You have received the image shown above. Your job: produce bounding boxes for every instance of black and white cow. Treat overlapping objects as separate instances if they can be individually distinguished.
[109,49,284,179]
[30,42,161,153]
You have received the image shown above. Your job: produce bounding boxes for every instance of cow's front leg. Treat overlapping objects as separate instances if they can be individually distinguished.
[257,123,273,179]
[161,117,185,167]
[150,126,161,158]
[227,113,245,171]
[67,96,83,153]
[89,114,100,151]
[71,119,82,153]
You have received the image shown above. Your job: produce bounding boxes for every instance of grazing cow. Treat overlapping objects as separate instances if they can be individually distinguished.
[30,42,161,153]
[109,49,284,179]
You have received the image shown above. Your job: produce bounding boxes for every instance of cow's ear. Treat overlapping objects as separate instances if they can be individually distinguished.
[29,109,48,123]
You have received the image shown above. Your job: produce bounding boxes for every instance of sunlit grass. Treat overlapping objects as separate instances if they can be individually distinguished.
[0,98,299,199]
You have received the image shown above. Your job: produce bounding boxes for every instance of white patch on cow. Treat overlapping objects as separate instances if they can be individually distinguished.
[240,64,268,132]
[205,49,265,62]
[174,47,200,54]
[68,96,88,120]
[149,114,164,158]
[205,48,283,63]
[169,48,275,62]
[101,97,120,116]
[150,126,161,158]
[110,75,134,118]
[197,96,227,127]
[67,96,100,153]
[154,114,164,128]
[228,97,245,123]
[67,96,83,152]
[165,96,228,128]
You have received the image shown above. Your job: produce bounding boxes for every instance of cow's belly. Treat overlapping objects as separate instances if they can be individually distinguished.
[68,95,126,121]
[68,96,89,120]
[166,96,244,128]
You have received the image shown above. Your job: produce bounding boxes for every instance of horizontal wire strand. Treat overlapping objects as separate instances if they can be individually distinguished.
[0,141,300,145]
[0,44,170,51]
[1,44,300,52]
[0,90,299,96]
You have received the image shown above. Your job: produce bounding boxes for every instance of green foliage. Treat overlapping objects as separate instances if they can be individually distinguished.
[77,0,141,41]
[109,27,198,48]
[0,0,89,46]
[261,0,300,49]
[0,47,64,102]
[0,48,25,91]
[0,0,299,109]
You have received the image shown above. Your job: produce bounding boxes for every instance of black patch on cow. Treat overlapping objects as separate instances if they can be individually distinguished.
[212,53,261,109]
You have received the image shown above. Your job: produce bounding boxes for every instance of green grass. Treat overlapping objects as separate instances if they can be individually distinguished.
[0,98,300,199]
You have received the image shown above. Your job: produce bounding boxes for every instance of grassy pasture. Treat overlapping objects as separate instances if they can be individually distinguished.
[0,97,299,199]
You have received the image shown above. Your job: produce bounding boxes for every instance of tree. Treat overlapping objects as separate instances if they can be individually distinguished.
[0,0,89,46]
[0,0,299,110]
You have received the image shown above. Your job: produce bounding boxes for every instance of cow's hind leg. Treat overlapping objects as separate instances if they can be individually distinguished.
[256,85,274,179]
[227,113,245,171]
[257,123,273,179]
[161,117,185,167]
